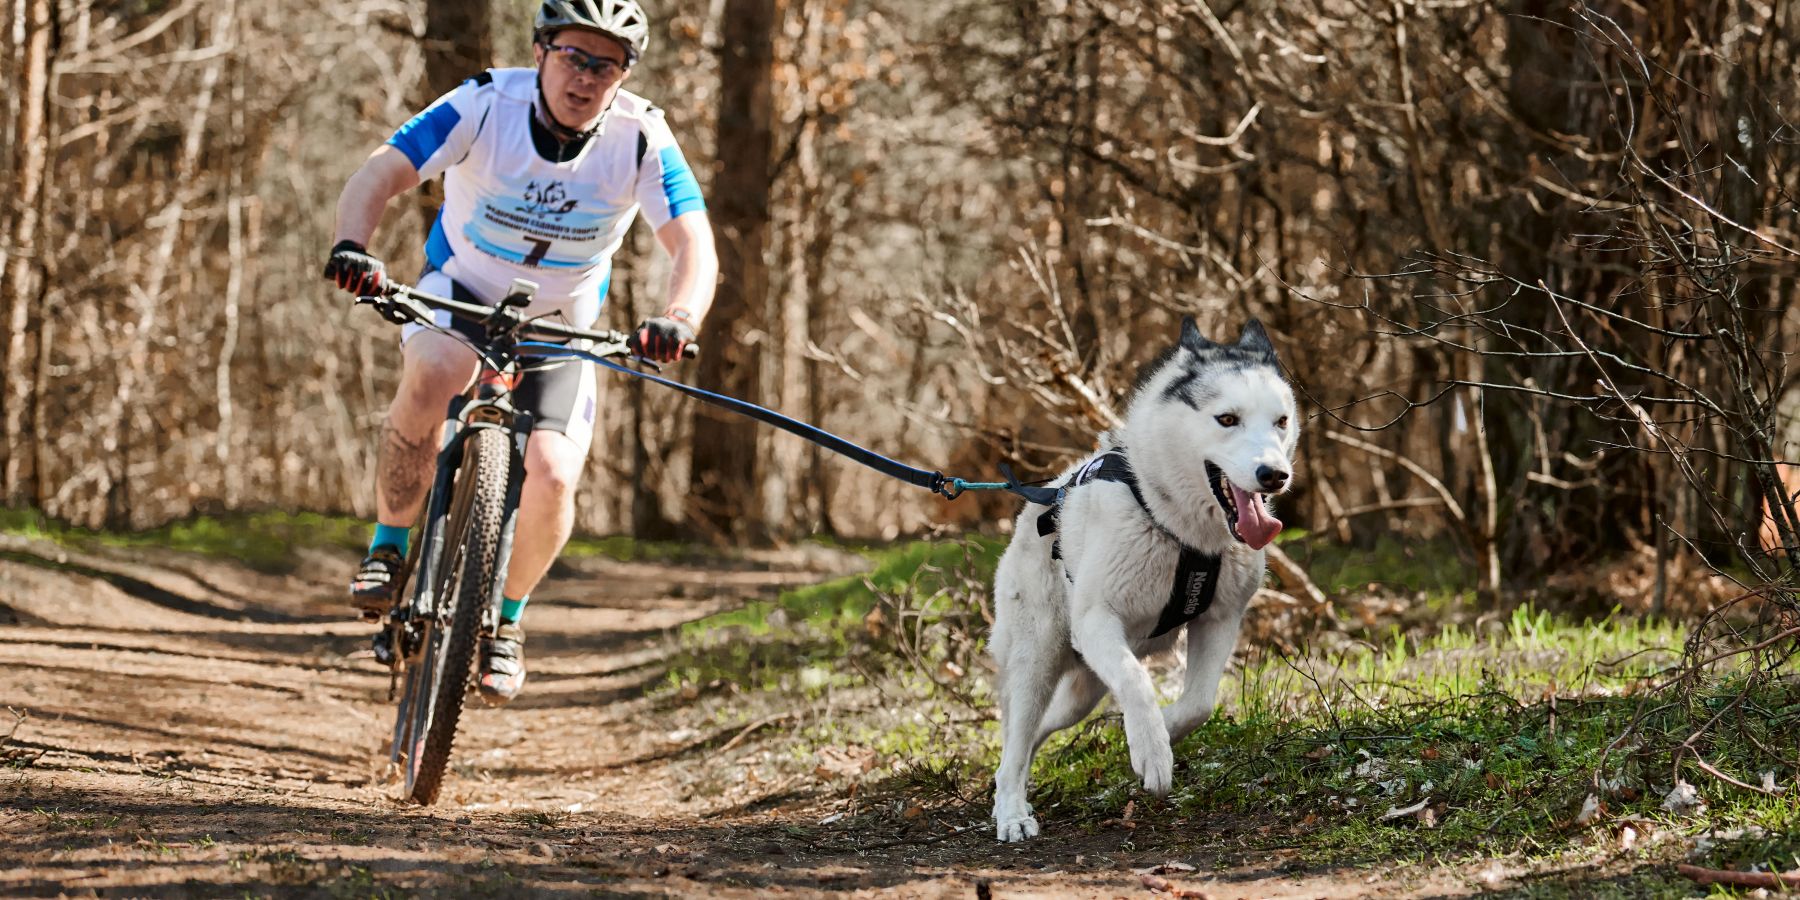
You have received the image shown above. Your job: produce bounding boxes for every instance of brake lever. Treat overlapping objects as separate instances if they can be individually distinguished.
[355,294,409,326]
[356,291,431,326]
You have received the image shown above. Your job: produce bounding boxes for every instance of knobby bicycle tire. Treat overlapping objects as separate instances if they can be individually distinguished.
[391,435,481,796]
[403,426,511,805]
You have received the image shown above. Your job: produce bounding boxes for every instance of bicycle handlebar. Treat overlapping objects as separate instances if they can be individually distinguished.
[358,280,698,360]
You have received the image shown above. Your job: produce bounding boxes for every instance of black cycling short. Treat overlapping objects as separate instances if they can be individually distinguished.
[417,276,598,439]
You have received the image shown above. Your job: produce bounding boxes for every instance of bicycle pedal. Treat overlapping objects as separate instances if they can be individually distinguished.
[372,628,397,667]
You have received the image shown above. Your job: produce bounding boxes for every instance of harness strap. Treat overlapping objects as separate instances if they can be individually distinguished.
[1150,547,1223,638]
[1033,448,1223,639]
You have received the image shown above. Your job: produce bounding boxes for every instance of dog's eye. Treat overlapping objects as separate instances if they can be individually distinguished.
[1215,414,1239,428]
[1277,416,1289,429]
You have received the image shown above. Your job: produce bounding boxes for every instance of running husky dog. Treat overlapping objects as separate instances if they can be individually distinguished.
[988,317,1299,842]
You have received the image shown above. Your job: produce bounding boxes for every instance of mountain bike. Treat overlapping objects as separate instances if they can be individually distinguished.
[352,276,692,805]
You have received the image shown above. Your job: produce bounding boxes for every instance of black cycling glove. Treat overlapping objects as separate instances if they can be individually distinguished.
[629,314,696,363]
[323,239,388,296]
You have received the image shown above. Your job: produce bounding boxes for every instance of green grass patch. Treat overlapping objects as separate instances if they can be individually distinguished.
[559,533,719,564]
[656,537,999,715]
[1288,533,1477,597]
[1014,608,1800,873]
[669,532,1800,876]
[0,507,370,573]
[681,536,1004,636]
[0,506,741,573]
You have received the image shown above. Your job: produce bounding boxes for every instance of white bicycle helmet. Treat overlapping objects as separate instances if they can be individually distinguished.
[535,0,650,63]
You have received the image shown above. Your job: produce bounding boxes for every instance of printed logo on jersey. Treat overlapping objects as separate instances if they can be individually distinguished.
[523,180,580,216]
[465,174,630,269]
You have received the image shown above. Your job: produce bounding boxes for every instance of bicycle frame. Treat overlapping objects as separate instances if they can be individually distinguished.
[400,377,533,647]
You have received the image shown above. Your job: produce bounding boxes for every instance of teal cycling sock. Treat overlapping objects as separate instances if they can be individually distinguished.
[500,595,528,625]
[371,523,410,556]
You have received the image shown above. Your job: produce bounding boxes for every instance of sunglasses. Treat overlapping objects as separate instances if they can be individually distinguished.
[541,43,628,78]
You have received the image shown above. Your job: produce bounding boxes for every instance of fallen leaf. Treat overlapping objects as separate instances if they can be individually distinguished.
[901,803,924,820]
[863,606,884,639]
[1304,745,1333,760]
[813,745,879,780]
[937,660,965,682]
[1139,873,1210,898]
[1619,824,1639,851]
[1122,800,1137,822]
[1421,746,1441,761]
[1762,771,1787,794]
[1661,781,1707,817]
[1485,772,1502,791]
[1573,793,1604,827]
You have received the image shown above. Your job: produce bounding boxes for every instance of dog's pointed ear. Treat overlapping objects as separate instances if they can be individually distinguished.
[1237,318,1277,359]
[1180,316,1217,353]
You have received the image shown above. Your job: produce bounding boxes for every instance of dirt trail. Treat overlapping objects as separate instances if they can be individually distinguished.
[0,535,1618,898]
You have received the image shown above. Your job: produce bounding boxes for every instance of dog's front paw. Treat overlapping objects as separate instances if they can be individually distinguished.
[993,794,1039,842]
[1127,717,1175,798]
[995,813,1040,842]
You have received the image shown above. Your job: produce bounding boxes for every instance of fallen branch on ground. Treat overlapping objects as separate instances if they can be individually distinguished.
[1677,864,1800,888]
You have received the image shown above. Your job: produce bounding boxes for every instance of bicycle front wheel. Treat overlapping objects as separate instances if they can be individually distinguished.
[398,426,511,805]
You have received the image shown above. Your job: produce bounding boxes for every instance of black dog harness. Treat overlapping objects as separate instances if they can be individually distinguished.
[1033,449,1223,639]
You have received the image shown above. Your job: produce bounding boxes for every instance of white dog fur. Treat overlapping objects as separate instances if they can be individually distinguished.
[988,317,1300,842]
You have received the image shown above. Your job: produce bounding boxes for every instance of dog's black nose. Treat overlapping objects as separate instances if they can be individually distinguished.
[1256,466,1289,492]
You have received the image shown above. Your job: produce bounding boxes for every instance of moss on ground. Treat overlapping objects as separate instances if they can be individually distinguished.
[0,506,735,574]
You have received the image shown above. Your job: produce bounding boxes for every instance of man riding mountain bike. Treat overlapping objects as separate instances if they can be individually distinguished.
[324,0,716,704]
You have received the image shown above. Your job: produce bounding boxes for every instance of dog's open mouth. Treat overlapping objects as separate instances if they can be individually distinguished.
[1205,462,1283,550]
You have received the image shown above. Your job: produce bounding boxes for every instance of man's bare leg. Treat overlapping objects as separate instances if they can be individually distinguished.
[502,428,590,600]
[352,330,478,614]
[378,330,481,525]
[478,426,590,703]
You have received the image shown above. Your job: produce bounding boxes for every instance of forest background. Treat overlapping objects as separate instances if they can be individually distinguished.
[2,0,1797,606]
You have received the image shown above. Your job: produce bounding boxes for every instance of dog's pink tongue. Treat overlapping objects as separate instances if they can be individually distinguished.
[1229,483,1283,550]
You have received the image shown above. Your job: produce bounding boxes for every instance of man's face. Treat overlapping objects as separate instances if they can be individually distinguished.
[533,29,631,130]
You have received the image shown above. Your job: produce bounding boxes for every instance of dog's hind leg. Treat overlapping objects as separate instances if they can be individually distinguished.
[992,644,1060,842]
[1162,602,1250,744]
[1032,666,1104,753]
[1070,603,1174,798]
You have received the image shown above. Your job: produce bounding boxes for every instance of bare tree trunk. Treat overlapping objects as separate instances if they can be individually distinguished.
[762,0,828,538]
[217,11,250,509]
[103,3,229,526]
[2,0,52,505]
[423,0,492,101]
[417,1,492,245]
[691,0,775,542]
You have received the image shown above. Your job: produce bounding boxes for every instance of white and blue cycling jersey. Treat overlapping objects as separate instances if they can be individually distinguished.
[386,68,704,329]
